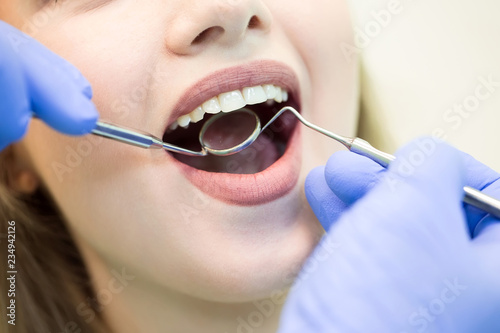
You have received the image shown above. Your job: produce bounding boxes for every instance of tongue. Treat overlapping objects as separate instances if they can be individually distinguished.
[175,132,280,174]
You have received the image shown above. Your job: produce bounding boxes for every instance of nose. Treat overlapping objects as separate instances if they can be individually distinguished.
[165,0,272,55]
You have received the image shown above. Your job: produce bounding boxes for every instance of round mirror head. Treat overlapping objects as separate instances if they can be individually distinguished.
[199,108,261,156]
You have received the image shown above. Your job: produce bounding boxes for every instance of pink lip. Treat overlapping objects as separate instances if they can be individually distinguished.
[167,60,301,129]
[166,60,302,206]
[171,126,302,206]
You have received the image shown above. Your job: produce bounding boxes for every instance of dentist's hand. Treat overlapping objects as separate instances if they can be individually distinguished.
[0,21,98,151]
[279,138,500,333]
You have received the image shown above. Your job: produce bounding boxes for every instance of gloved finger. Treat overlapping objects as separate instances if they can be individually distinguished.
[462,152,500,190]
[352,138,468,235]
[324,151,386,206]
[1,21,98,136]
[459,152,500,235]
[473,215,500,242]
[0,38,31,150]
[472,217,500,273]
[1,21,93,99]
[23,49,98,135]
[305,166,348,231]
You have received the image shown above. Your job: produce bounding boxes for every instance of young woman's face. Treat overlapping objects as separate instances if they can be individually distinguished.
[21,0,357,302]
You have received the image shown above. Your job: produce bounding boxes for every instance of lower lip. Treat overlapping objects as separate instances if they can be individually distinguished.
[170,126,302,206]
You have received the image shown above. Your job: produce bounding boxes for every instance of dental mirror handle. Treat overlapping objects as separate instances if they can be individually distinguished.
[30,113,165,150]
[92,121,164,149]
[92,121,207,156]
[348,137,500,218]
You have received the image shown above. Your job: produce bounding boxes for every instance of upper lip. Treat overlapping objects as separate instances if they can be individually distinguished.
[166,59,301,131]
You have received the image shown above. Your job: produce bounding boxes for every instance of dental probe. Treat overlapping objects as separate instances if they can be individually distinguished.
[259,107,500,219]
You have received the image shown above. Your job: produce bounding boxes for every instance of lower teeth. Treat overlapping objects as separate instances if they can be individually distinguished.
[163,102,297,174]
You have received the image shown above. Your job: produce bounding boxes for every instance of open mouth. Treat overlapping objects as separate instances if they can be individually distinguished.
[162,84,300,174]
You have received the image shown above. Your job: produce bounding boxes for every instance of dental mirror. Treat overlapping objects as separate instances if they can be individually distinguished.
[199,108,261,156]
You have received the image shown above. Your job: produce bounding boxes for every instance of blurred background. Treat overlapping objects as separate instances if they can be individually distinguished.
[347,0,500,169]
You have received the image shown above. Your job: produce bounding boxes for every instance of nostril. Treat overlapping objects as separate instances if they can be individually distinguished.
[192,26,224,45]
[248,15,260,29]
[190,15,264,46]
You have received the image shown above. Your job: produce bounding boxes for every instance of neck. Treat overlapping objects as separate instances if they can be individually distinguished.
[76,241,284,333]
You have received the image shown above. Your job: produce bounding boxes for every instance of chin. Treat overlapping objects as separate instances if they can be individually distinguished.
[162,186,322,303]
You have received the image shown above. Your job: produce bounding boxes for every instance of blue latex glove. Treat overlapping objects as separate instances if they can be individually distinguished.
[0,21,98,151]
[279,138,500,333]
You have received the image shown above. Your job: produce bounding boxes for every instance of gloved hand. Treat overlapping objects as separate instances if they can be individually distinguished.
[279,138,500,333]
[0,20,98,151]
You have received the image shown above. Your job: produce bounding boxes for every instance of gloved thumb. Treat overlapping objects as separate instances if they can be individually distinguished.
[324,151,385,206]
[305,166,348,231]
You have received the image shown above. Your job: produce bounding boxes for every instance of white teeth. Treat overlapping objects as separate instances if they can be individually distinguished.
[242,86,267,105]
[263,84,277,99]
[169,121,179,131]
[189,106,205,123]
[274,87,283,103]
[177,114,191,128]
[218,90,246,113]
[282,91,288,102]
[170,84,289,131]
[202,98,222,114]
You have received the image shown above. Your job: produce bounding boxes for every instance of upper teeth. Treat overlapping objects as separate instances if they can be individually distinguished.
[170,84,289,130]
